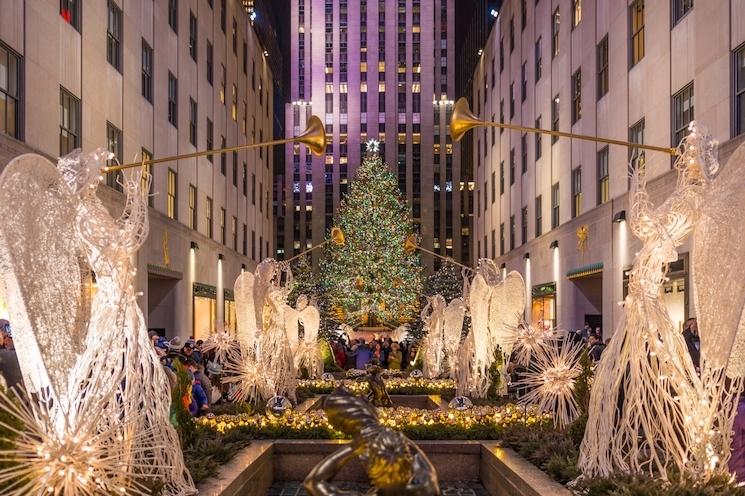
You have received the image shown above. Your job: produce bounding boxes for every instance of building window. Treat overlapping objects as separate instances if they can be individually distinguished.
[220,0,226,32]
[509,215,516,250]
[521,0,527,30]
[535,37,542,82]
[509,83,515,118]
[232,216,238,251]
[168,73,178,127]
[0,43,21,139]
[597,36,609,99]
[141,148,154,207]
[491,230,496,259]
[105,122,122,190]
[535,195,543,237]
[535,117,542,159]
[168,0,178,32]
[251,230,256,259]
[499,161,505,195]
[572,0,581,27]
[551,95,560,143]
[672,82,694,145]
[251,173,256,204]
[509,148,515,185]
[551,182,560,228]
[189,11,197,61]
[107,0,122,72]
[242,163,247,196]
[571,167,582,218]
[737,44,745,136]
[59,87,80,155]
[220,136,226,174]
[491,171,496,203]
[571,68,581,124]
[629,119,645,188]
[231,84,238,120]
[232,152,238,187]
[232,18,237,54]
[167,169,177,219]
[630,0,645,67]
[188,98,197,145]
[220,208,226,244]
[521,61,527,102]
[206,41,213,85]
[206,118,213,162]
[206,197,213,238]
[500,223,505,255]
[188,184,197,229]
[509,17,515,52]
[60,0,80,31]
[220,64,226,104]
[597,147,609,205]
[673,0,693,25]
[141,40,153,102]
[521,206,528,245]
[521,134,527,173]
[551,8,560,58]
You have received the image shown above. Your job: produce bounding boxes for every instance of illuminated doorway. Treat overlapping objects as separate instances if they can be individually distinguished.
[532,283,556,330]
[193,283,217,340]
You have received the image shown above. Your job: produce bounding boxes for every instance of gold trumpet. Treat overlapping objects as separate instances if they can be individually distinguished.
[103,115,327,173]
[450,97,677,155]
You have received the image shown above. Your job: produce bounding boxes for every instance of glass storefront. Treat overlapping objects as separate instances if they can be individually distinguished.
[193,283,217,340]
[532,282,556,330]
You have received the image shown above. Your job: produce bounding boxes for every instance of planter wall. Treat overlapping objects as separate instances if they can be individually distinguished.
[196,439,570,496]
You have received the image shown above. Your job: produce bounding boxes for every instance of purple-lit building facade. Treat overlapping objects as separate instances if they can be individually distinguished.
[277,0,466,272]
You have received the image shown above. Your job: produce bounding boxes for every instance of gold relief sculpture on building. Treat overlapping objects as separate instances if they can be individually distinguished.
[576,225,589,255]
[162,229,171,267]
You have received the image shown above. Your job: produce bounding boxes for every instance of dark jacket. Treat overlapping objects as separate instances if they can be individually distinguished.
[682,329,700,369]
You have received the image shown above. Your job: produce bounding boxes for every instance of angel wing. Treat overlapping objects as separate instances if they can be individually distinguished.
[692,142,745,377]
[234,271,258,348]
[284,305,301,356]
[469,273,493,369]
[391,323,411,343]
[443,298,466,358]
[298,303,321,343]
[0,154,90,400]
[490,271,526,358]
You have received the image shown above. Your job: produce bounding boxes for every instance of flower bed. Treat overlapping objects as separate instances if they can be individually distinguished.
[197,403,546,441]
[296,377,456,399]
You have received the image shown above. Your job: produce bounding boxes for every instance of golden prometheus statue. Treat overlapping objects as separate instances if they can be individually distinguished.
[304,388,440,496]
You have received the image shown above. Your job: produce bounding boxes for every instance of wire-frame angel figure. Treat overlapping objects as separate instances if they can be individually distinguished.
[0,149,195,494]
[579,123,742,481]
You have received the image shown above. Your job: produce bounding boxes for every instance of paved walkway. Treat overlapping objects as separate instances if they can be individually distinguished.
[267,480,489,495]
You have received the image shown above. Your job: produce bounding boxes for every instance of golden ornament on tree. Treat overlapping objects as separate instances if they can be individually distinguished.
[355,277,365,291]
[330,227,345,246]
[404,234,418,255]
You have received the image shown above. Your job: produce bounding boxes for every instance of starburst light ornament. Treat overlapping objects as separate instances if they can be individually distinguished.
[516,337,584,429]
[201,328,240,365]
[513,323,555,366]
[365,139,380,153]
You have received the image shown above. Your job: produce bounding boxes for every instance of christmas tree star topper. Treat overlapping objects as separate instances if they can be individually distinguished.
[366,139,380,153]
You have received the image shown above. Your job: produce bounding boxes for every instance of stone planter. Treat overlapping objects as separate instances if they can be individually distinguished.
[196,439,571,496]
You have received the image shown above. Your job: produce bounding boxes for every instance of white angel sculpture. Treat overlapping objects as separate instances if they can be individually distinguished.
[580,124,741,480]
[0,150,194,494]
[420,294,447,378]
[458,261,525,398]
[442,297,466,379]
[295,295,323,378]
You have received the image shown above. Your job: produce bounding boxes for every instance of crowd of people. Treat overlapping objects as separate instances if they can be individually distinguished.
[329,334,417,371]
[149,332,222,418]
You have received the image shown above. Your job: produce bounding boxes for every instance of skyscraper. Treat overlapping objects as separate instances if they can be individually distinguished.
[279,0,462,272]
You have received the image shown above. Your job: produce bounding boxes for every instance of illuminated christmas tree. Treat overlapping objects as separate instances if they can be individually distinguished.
[320,144,422,327]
